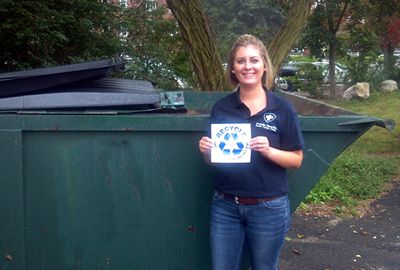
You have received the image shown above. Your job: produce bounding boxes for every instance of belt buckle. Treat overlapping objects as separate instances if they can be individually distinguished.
[234,196,240,204]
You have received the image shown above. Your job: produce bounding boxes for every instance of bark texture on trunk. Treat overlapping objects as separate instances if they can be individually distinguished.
[268,0,313,74]
[326,0,350,98]
[328,42,337,98]
[166,0,229,91]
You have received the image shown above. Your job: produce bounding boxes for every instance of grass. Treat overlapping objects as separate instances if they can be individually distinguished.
[302,90,400,216]
[287,55,317,63]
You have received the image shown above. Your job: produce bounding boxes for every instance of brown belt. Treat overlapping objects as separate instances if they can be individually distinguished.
[219,192,281,205]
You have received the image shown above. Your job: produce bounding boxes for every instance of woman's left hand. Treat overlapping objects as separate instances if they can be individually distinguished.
[249,136,270,156]
[249,136,303,168]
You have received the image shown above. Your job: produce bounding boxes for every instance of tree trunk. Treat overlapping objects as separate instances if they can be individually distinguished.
[383,43,395,79]
[326,0,350,98]
[167,0,313,91]
[328,41,337,98]
[268,0,313,74]
[166,0,228,91]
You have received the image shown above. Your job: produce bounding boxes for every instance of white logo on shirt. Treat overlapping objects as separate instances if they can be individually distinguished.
[256,113,278,132]
[264,113,276,123]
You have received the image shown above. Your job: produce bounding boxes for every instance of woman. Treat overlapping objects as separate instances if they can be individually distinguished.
[198,34,304,270]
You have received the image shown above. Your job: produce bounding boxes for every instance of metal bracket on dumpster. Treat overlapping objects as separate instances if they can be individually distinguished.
[338,117,395,131]
[160,91,185,109]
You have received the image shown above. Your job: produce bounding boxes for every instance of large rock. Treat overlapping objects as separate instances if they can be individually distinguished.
[379,80,398,92]
[343,82,370,100]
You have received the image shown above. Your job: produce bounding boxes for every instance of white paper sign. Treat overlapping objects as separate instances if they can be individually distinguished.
[211,123,251,163]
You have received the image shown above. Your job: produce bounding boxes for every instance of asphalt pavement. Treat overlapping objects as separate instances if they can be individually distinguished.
[279,179,400,270]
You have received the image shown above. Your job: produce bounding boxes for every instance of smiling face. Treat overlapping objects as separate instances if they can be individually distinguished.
[233,45,266,88]
[226,34,274,89]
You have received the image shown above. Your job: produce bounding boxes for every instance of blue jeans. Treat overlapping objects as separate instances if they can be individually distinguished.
[210,192,291,270]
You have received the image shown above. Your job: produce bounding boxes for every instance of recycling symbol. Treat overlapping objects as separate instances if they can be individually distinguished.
[218,132,245,155]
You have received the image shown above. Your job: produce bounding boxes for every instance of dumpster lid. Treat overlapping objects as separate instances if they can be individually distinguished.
[0,58,124,98]
[0,58,188,113]
[0,75,164,111]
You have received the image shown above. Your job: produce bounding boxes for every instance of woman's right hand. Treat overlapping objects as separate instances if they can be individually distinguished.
[199,136,213,156]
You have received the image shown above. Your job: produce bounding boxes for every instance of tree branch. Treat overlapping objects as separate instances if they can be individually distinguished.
[268,0,313,73]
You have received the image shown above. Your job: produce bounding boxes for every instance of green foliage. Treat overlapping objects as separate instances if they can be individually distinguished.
[337,0,400,84]
[122,2,192,90]
[305,152,399,206]
[0,0,192,90]
[204,0,285,59]
[298,0,400,87]
[123,56,183,90]
[340,3,380,56]
[0,0,122,71]
[298,3,328,58]
[290,63,325,97]
[299,1,350,58]
[287,55,316,63]
[342,54,383,87]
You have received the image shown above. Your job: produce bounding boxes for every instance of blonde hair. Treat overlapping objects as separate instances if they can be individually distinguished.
[226,34,274,90]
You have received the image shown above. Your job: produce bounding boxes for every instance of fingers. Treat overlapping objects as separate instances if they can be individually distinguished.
[199,136,213,154]
[249,136,270,152]
[200,136,270,152]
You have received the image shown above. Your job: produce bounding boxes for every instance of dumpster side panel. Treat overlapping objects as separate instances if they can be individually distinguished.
[0,131,25,270]
[287,131,350,212]
[0,112,381,270]
[288,126,375,211]
[22,131,214,270]
[288,149,330,212]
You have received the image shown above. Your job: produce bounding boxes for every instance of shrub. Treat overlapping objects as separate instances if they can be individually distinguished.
[305,152,398,206]
[290,63,325,97]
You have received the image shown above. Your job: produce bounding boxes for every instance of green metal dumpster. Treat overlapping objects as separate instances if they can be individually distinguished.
[0,62,394,269]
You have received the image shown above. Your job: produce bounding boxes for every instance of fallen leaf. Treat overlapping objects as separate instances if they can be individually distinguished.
[291,248,301,255]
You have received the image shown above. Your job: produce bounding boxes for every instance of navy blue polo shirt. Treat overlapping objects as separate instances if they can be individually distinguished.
[209,89,304,198]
